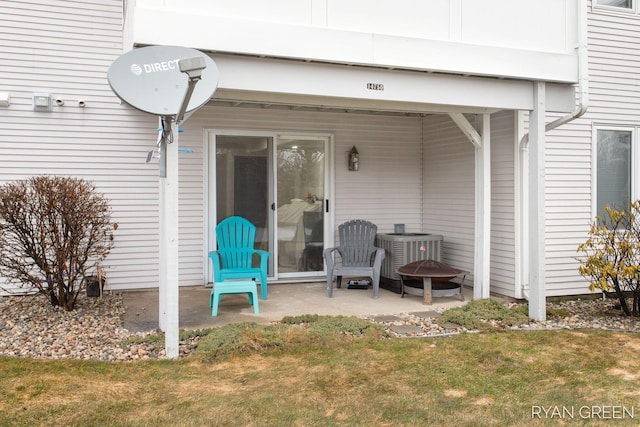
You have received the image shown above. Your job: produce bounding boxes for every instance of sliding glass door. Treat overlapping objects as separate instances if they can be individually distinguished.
[276,136,327,277]
[209,132,329,281]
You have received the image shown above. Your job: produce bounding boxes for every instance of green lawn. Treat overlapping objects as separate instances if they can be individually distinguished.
[1,325,639,426]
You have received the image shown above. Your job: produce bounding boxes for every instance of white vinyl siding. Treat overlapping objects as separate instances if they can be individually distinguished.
[422,112,518,297]
[521,110,593,298]
[506,3,640,298]
[534,2,640,297]
[542,118,594,296]
[589,7,640,125]
[489,111,517,298]
[0,0,162,291]
[422,115,476,279]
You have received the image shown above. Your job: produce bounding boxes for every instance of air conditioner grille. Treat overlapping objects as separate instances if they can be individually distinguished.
[375,233,443,281]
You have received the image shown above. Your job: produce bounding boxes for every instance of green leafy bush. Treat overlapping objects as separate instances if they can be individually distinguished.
[577,202,640,316]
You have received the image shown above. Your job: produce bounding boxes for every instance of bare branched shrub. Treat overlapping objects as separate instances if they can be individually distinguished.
[0,176,116,310]
[577,202,640,316]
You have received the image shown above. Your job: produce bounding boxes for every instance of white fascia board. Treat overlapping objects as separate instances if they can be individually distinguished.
[133,6,578,84]
[211,55,575,114]
[373,35,578,84]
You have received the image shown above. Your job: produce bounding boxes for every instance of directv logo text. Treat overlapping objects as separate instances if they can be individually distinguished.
[130,59,181,76]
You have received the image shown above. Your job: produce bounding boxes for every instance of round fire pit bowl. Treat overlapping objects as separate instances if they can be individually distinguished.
[396,260,467,305]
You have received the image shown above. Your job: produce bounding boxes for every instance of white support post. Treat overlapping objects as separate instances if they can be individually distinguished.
[158,117,180,358]
[474,114,491,300]
[528,82,546,321]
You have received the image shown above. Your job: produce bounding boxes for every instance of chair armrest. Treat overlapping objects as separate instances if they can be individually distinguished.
[208,251,223,282]
[254,249,270,258]
[254,249,270,270]
[323,247,340,271]
[372,247,385,269]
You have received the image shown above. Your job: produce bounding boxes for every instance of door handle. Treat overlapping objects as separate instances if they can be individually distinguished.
[271,203,276,211]
[325,199,329,213]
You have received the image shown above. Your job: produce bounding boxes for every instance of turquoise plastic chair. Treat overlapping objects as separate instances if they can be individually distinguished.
[208,216,270,299]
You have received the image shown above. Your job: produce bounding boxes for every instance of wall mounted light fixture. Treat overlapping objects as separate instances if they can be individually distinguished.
[348,145,359,171]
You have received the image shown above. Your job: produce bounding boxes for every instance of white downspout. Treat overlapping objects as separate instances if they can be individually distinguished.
[521,1,589,147]
[520,0,588,300]
[544,2,589,131]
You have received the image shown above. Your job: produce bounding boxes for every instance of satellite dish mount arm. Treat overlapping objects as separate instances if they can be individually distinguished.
[158,116,173,178]
[176,56,207,124]
[158,56,207,177]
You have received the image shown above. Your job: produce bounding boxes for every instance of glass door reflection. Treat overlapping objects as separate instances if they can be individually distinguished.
[276,136,326,275]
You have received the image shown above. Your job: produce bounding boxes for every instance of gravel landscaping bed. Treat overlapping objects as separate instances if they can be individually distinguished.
[0,292,638,361]
[0,293,186,361]
[369,298,640,338]
[509,299,640,332]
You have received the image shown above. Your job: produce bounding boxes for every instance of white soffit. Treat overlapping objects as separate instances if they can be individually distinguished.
[210,55,576,114]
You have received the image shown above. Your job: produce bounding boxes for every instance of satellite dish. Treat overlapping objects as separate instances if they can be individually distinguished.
[107,45,218,116]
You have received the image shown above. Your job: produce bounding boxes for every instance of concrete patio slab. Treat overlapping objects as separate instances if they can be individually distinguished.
[122,282,472,333]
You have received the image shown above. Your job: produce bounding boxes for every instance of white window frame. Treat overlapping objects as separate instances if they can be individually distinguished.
[593,0,637,14]
[592,125,639,219]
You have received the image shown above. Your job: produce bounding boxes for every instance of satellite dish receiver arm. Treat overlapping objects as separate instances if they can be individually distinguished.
[157,56,207,177]
[175,56,207,124]
[158,116,173,178]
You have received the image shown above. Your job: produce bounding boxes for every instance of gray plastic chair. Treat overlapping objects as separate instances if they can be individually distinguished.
[323,219,385,298]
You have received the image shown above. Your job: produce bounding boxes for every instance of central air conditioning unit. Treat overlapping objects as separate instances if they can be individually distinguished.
[375,233,444,293]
